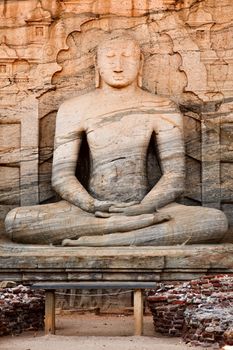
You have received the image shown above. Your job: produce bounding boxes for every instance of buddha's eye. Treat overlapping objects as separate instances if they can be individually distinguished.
[106,52,115,58]
[122,52,131,57]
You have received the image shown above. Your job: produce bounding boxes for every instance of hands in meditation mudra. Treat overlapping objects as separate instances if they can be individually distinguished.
[5,33,228,246]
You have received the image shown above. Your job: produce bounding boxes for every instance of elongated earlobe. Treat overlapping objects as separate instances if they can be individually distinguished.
[138,73,142,88]
[138,53,144,88]
[95,68,100,88]
[95,55,100,88]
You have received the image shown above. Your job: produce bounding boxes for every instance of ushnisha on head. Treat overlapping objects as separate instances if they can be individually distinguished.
[95,32,144,89]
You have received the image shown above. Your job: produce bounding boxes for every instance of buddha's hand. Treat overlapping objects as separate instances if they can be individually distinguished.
[109,203,155,216]
[94,200,139,218]
[108,203,172,223]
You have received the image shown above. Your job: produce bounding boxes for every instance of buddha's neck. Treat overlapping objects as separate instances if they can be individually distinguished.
[100,81,140,97]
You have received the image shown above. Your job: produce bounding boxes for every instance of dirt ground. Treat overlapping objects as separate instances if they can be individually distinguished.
[0,314,203,350]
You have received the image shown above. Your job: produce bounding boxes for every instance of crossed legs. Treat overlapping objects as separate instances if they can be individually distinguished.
[5,201,227,246]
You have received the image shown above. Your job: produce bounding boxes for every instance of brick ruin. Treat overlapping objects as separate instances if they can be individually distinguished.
[0,284,44,336]
[147,275,233,348]
[0,275,233,348]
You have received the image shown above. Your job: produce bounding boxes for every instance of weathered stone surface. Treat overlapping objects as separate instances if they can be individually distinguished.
[0,0,232,242]
[3,33,228,247]
[0,241,232,282]
[0,0,233,241]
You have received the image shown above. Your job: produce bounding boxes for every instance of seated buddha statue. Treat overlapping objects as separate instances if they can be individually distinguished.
[4,33,228,246]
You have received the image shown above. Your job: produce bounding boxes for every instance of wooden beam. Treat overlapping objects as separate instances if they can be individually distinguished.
[45,290,55,335]
[134,289,143,336]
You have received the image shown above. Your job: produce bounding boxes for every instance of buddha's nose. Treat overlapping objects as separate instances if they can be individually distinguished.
[114,67,123,73]
[113,57,123,72]
[114,68,123,73]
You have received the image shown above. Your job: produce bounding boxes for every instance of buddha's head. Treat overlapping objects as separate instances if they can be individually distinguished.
[96,33,143,89]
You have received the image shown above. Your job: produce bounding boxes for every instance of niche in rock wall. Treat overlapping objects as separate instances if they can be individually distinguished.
[0,123,21,206]
[39,111,56,203]
[52,29,97,95]
[12,60,30,82]
[50,22,202,205]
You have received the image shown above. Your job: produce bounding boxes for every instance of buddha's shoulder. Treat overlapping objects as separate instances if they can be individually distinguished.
[59,90,97,112]
[141,90,178,110]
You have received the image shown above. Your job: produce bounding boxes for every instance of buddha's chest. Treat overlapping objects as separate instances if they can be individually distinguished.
[86,113,153,151]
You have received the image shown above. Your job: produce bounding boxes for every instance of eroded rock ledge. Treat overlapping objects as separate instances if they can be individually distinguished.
[0,242,232,283]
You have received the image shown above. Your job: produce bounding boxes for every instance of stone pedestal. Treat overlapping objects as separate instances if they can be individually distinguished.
[0,241,232,283]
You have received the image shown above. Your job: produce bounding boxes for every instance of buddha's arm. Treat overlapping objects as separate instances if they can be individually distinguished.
[52,103,96,213]
[52,102,129,214]
[109,105,185,216]
[141,110,185,210]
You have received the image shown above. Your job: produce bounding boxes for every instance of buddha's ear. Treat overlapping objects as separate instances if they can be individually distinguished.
[138,52,144,88]
[94,56,100,88]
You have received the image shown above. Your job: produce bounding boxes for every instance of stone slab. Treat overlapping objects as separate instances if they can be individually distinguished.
[0,241,232,283]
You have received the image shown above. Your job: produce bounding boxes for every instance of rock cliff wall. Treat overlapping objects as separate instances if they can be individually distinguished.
[0,0,232,241]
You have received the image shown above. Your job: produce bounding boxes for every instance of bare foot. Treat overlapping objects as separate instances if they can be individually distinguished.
[62,239,75,246]
[62,213,171,246]
[153,212,171,224]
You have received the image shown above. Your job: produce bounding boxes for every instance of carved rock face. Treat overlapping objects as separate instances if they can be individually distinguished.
[1,2,230,247]
[97,38,141,89]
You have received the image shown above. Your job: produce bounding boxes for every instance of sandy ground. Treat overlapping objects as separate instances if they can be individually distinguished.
[0,314,202,350]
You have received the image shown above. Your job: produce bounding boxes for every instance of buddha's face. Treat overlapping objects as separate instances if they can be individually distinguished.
[97,38,141,88]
